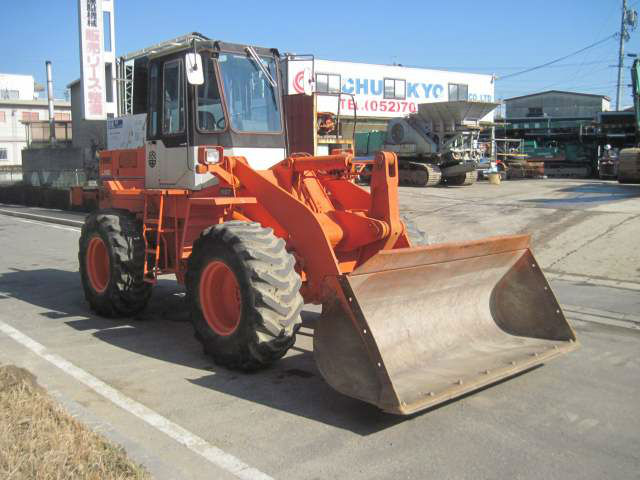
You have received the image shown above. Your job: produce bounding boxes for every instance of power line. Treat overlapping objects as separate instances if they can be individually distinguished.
[497,60,620,85]
[432,60,615,73]
[395,59,615,74]
[498,82,619,93]
[498,83,618,93]
[573,2,622,81]
[532,64,616,92]
[496,33,618,81]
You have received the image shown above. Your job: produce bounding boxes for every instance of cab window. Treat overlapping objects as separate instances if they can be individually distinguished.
[162,59,185,134]
[197,58,226,131]
[148,63,159,137]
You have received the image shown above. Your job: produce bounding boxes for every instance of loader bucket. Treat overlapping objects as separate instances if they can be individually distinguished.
[314,235,578,415]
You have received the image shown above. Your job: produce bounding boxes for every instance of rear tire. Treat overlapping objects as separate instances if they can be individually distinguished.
[186,221,303,371]
[79,209,151,317]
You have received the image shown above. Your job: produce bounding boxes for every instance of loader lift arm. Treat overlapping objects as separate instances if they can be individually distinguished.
[197,151,409,304]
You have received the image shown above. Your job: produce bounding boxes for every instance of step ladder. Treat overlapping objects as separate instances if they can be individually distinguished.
[142,192,176,284]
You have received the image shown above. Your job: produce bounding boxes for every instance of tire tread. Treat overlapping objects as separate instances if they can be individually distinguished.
[186,222,303,370]
[79,209,151,317]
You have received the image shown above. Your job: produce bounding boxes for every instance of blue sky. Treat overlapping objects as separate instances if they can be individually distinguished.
[1,0,638,107]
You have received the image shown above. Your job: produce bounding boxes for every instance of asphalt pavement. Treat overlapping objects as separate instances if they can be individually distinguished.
[0,179,639,479]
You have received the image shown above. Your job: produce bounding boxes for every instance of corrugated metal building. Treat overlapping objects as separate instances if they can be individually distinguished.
[505,91,610,119]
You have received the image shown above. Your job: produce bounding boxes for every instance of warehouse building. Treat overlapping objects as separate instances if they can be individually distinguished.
[501,91,611,140]
[500,91,611,177]
[504,90,610,119]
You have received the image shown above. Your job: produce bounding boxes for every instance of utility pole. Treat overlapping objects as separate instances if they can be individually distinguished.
[617,0,638,110]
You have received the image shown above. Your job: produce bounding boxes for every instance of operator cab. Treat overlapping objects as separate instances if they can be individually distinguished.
[129,33,286,189]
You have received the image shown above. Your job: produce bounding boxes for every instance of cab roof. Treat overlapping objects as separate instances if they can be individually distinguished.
[121,32,279,62]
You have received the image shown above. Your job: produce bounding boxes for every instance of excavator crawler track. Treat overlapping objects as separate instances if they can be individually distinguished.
[398,162,442,187]
[445,170,477,186]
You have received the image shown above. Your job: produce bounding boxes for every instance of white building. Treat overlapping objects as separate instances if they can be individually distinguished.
[284,58,496,129]
[0,73,71,167]
[0,73,39,101]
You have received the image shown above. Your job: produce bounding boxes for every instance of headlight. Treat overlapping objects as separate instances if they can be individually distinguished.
[205,148,220,164]
[198,146,224,166]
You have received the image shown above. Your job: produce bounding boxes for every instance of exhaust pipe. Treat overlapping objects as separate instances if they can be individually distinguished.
[46,60,56,145]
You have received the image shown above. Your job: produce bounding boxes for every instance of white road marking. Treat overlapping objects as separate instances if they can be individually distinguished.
[566,314,640,331]
[2,216,81,233]
[562,307,640,331]
[562,303,640,325]
[0,208,84,228]
[549,271,640,292]
[0,319,273,480]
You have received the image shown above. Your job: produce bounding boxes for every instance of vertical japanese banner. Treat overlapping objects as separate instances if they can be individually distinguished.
[78,0,106,120]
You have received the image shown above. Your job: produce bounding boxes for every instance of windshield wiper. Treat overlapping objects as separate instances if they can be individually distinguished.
[245,46,277,88]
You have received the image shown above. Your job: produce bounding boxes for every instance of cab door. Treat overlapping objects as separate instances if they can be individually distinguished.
[145,57,189,188]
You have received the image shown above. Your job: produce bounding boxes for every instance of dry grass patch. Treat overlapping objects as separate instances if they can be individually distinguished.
[0,364,150,479]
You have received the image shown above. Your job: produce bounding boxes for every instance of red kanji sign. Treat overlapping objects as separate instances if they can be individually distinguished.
[79,0,105,119]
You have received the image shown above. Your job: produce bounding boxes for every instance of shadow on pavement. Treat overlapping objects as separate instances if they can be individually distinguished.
[523,181,640,206]
[0,267,411,435]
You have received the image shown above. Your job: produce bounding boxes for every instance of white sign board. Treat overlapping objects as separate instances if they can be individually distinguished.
[287,59,496,121]
[107,114,147,150]
[78,0,106,120]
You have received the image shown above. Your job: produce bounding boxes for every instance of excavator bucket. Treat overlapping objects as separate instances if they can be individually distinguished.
[314,234,578,415]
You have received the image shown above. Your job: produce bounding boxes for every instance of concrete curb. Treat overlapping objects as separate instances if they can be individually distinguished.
[0,207,84,228]
[49,389,187,480]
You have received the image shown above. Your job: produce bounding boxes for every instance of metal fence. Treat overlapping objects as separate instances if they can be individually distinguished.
[0,167,89,188]
[0,167,23,185]
[0,165,91,211]
[21,168,87,188]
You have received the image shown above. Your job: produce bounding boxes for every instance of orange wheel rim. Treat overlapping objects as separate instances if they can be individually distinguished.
[199,260,242,336]
[86,236,110,293]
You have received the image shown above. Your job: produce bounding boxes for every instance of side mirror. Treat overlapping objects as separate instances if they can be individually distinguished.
[185,53,204,85]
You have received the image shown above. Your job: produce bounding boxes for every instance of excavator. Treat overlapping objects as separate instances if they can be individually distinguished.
[382,100,499,186]
[78,34,577,415]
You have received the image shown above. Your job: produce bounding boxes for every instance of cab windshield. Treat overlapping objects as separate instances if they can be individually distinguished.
[218,53,281,133]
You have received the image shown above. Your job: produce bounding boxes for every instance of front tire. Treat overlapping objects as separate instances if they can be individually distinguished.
[186,221,303,371]
[79,209,151,317]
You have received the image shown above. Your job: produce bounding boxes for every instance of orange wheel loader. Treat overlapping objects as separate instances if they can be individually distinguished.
[78,34,577,415]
